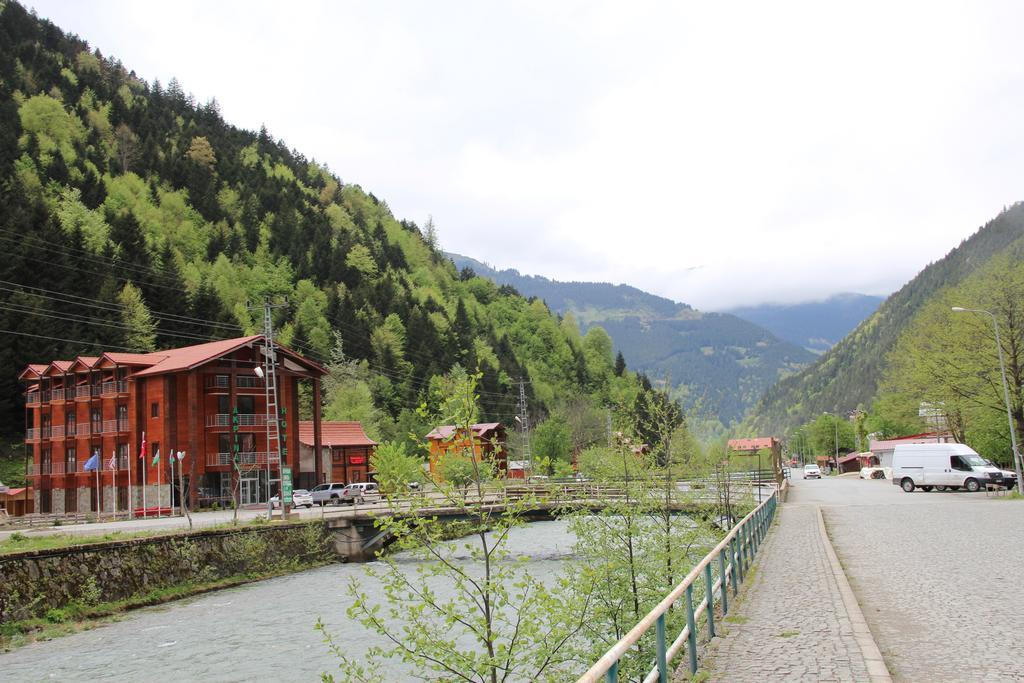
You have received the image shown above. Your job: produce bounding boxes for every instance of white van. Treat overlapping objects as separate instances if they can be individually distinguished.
[891,443,1004,493]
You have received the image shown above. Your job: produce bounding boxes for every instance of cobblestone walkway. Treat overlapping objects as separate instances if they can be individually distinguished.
[696,504,890,682]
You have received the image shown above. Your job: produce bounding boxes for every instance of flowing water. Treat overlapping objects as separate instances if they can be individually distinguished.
[0,520,577,682]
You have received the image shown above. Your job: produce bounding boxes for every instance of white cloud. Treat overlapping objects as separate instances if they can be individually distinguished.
[27,0,1024,309]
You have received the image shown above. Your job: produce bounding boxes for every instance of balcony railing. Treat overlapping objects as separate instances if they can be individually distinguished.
[101,419,129,434]
[207,451,280,467]
[50,425,65,439]
[26,391,40,406]
[75,385,94,400]
[206,375,230,389]
[101,381,128,395]
[236,375,262,388]
[65,424,80,437]
[26,428,40,441]
[50,388,65,402]
[205,413,268,428]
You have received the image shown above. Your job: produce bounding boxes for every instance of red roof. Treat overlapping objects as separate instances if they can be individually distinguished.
[298,421,377,447]
[728,437,778,451]
[20,335,325,382]
[427,423,504,440]
[17,364,48,380]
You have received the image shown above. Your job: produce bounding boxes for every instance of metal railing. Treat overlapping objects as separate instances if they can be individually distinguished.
[101,419,129,433]
[206,451,280,467]
[577,487,780,683]
[25,391,40,405]
[50,388,65,402]
[50,425,65,439]
[101,381,128,395]
[26,428,40,441]
[205,413,268,428]
[75,385,93,399]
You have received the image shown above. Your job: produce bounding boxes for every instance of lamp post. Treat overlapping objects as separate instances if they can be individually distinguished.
[951,307,1024,491]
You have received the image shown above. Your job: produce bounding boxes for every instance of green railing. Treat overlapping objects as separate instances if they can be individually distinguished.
[577,487,780,683]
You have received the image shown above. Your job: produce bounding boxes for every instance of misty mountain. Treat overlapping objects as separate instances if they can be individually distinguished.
[449,253,815,425]
[726,294,884,354]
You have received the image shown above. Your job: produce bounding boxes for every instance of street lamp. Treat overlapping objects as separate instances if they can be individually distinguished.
[951,307,1024,491]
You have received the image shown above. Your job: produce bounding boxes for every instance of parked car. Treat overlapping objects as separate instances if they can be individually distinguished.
[270,489,313,509]
[985,460,1017,490]
[803,464,822,479]
[341,482,381,504]
[892,443,1003,492]
[310,482,348,506]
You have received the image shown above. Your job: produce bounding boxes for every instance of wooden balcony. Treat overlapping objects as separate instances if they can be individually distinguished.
[101,381,128,396]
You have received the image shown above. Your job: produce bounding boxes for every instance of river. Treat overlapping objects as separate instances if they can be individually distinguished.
[0,520,577,682]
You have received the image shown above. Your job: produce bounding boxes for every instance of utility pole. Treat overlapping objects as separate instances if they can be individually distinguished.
[606,410,613,448]
[516,378,531,464]
[250,299,287,520]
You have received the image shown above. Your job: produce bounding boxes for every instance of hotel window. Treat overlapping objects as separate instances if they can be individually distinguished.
[65,446,77,471]
[237,396,255,414]
[151,402,159,418]
[91,408,102,433]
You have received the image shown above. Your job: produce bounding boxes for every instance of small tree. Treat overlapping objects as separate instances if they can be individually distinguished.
[370,441,425,497]
[321,369,592,682]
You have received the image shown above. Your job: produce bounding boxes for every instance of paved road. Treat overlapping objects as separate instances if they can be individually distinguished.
[807,476,1024,682]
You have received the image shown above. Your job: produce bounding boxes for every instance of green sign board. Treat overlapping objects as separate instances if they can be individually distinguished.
[282,467,293,505]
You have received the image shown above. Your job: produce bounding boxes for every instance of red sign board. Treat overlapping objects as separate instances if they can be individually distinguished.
[349,455,366,465]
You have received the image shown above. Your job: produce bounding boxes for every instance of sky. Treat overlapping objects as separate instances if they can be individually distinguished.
[25,1,1024,310]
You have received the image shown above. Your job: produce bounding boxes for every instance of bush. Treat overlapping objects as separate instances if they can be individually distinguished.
[45,607,70,623]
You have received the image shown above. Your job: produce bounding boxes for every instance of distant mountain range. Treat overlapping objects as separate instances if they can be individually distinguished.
[726,294,885,354]
[745,203,1024,435]
[447,253,816,426]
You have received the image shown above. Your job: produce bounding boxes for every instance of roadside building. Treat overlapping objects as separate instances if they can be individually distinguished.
[298,421,377,486]
[727,436,783,477]
[869,431,955,469]
[427,422,507,477]
[0,486,34,516]
[837,451,879,474]
[20,335,325,514]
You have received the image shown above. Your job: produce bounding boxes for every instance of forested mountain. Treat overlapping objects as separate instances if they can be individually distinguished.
[0,1,644,445]
[449,253,815,425]
[727,293,884,354]
[746,203,1024,435]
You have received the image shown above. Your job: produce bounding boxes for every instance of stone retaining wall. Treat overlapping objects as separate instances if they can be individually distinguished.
[0,522,332,623]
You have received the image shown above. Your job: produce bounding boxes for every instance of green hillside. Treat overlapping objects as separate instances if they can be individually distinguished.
[0,1,643,444]
[746,203,1024,435]
[450,253,815,425]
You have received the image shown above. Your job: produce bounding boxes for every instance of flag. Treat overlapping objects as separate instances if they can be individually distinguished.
[83,452,100,472]
[107,451,117,469]
[151,448,160,467]
[139,432,147,460]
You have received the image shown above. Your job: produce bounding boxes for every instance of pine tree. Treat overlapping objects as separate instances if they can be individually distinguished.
[118,282,157,351]
[614,351,627,377]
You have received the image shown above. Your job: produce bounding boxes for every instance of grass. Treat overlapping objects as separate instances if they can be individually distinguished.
[723,615,749,624]
[0,517,295,555]
[777,630,800,638]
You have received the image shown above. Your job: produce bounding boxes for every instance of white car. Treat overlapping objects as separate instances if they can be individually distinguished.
[803,464,822,479]
[341,482,381,504]
[270,489,313,509]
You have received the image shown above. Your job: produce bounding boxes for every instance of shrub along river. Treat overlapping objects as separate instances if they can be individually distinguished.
[0,520,577,681]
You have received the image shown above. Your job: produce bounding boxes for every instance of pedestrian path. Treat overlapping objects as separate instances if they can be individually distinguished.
[695,503,891,682]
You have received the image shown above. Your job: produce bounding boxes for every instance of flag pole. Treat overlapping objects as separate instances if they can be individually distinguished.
[156,448,161,518]
[111,449,117,518]
[141,431,147,518]
[94,448,100,520]
[126,446,132,519]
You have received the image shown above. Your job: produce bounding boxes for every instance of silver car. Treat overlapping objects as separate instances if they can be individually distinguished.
[270,489,313,509]
[310,482,348,506]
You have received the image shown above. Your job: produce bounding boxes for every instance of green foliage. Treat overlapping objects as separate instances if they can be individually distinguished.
[532,416,571,463]
[369,441,424,495]
[117,282,156,351]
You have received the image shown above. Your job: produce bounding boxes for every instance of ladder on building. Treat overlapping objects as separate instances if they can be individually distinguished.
[261,302,283,506]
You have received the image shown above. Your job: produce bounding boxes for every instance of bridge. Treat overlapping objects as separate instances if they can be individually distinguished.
[579,475,1024,682]
[319,480,772,561]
